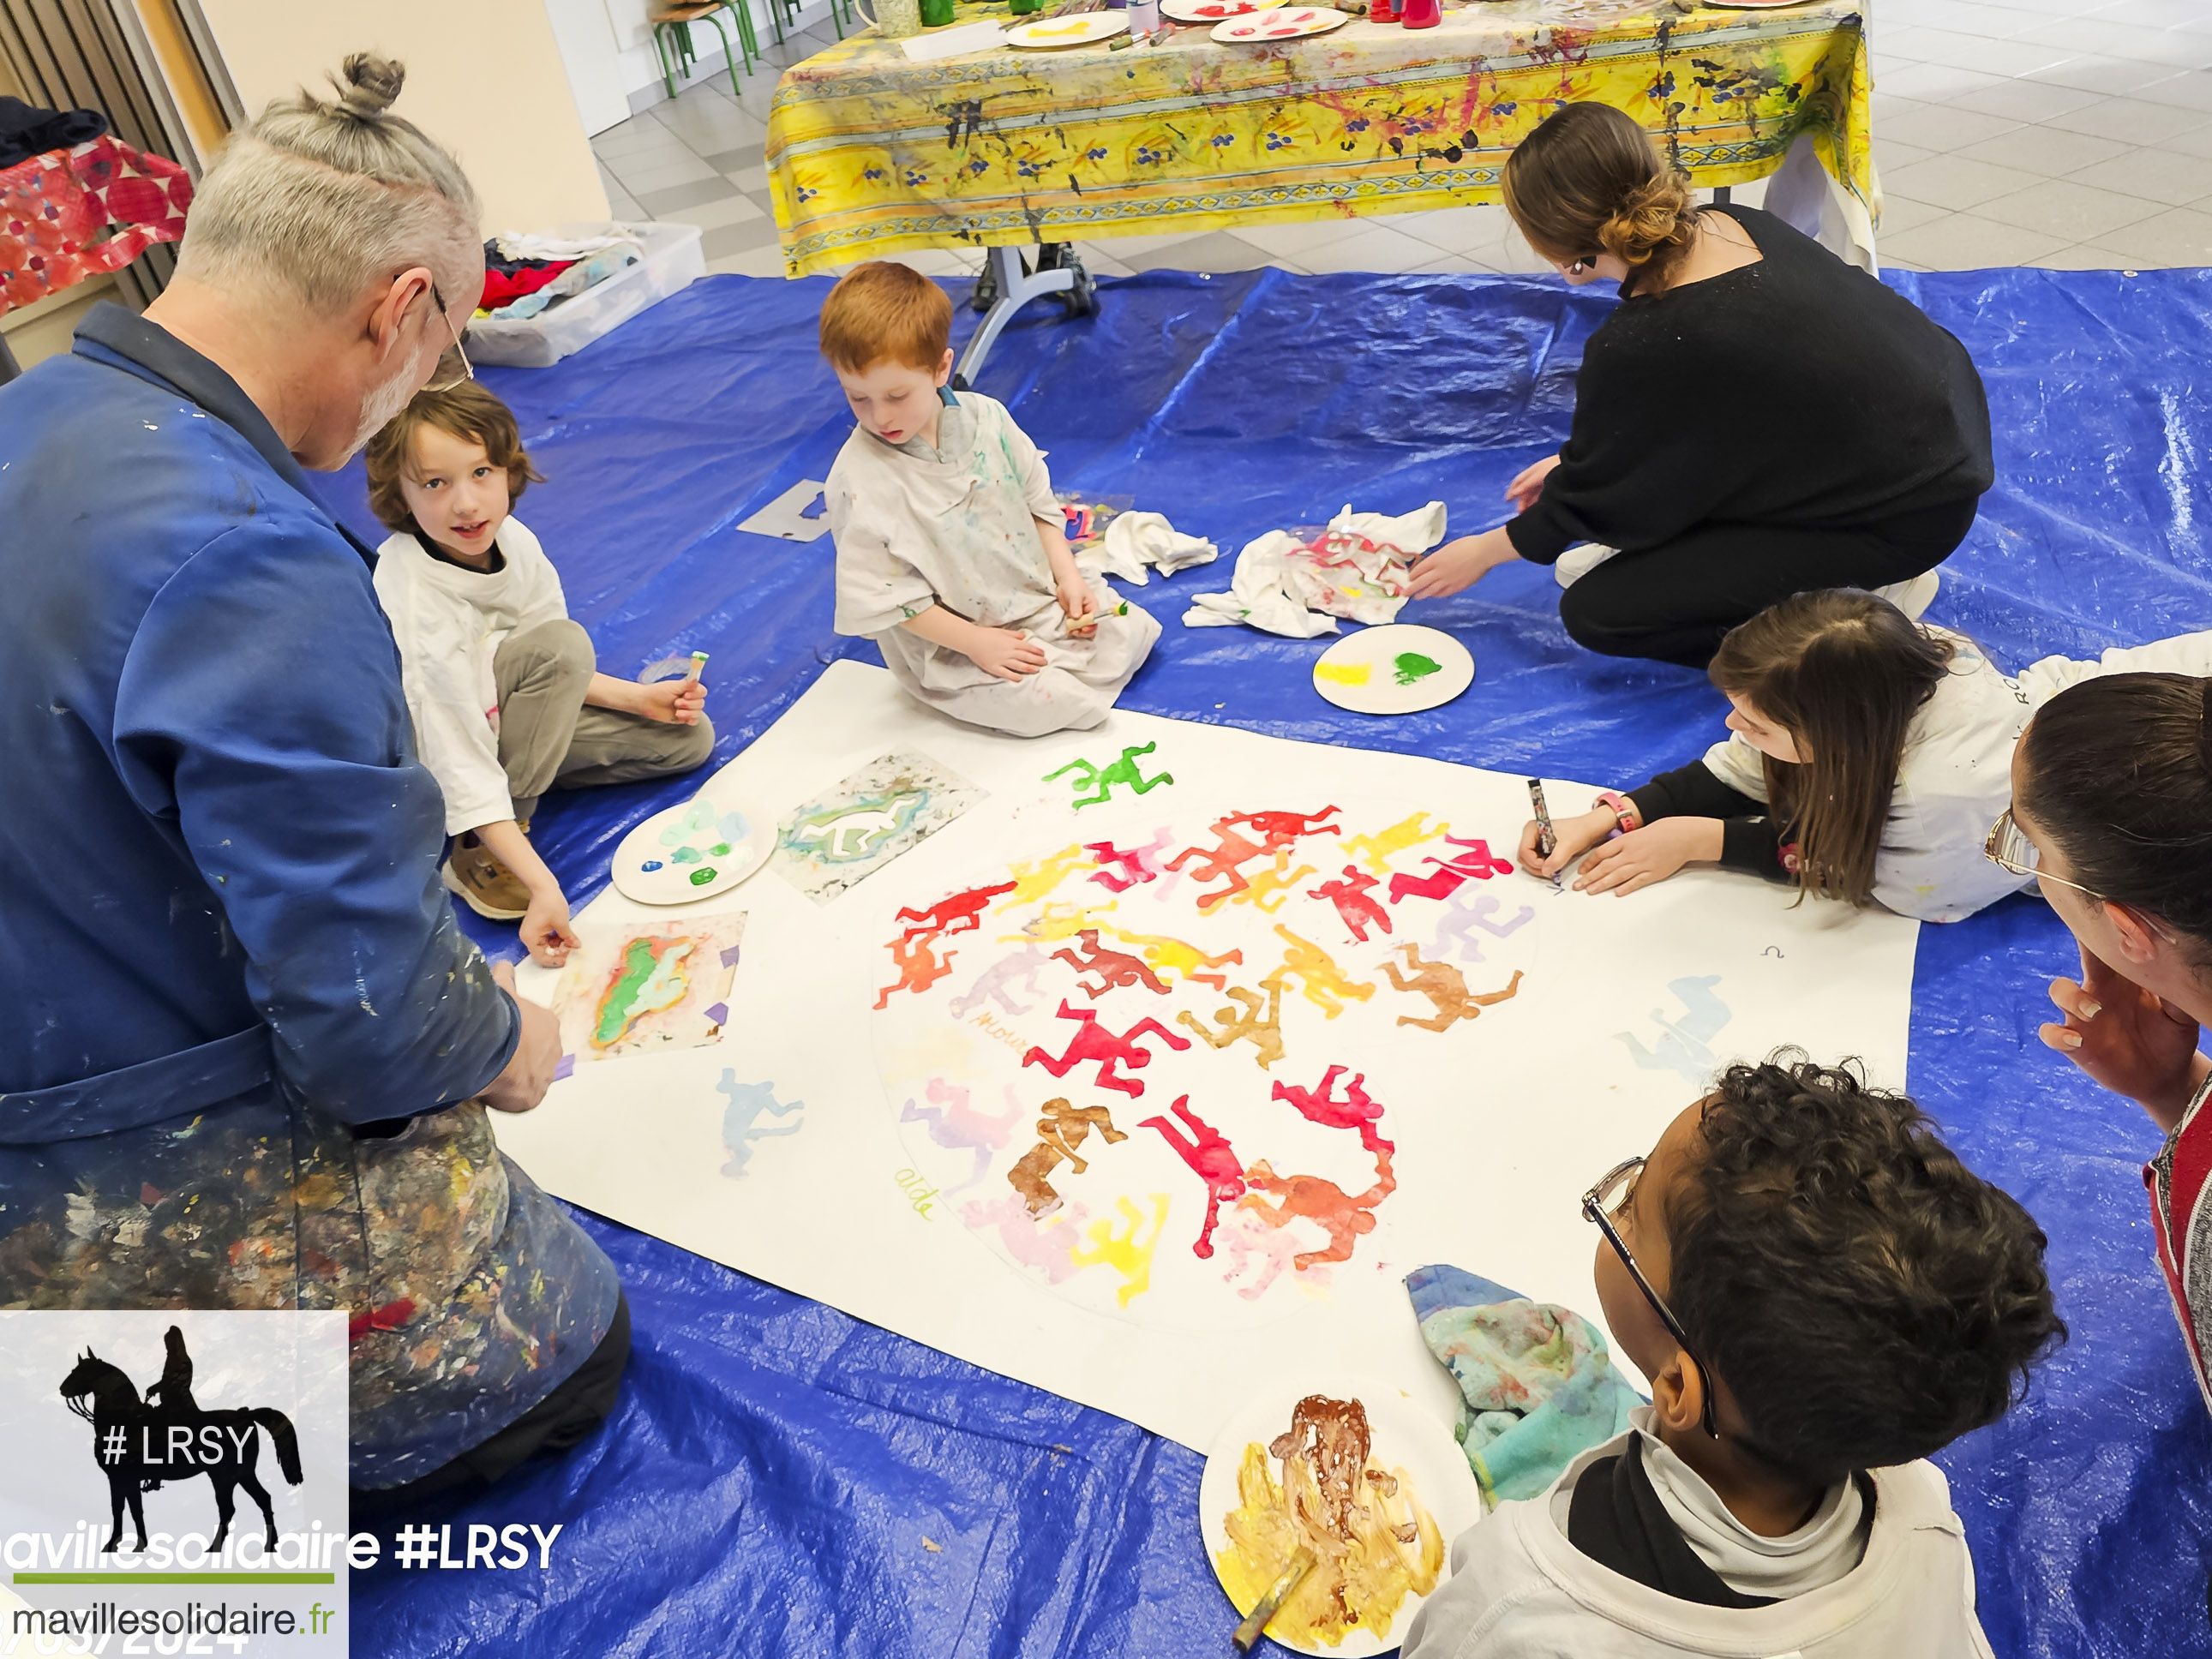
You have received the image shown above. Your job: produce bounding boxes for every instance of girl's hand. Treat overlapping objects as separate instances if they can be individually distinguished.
[1504,453,1562,512]
[1407,534,1502,601]
[633,676,707,726]
[2042,944,2207,1129]
[1058,575,1099,630]
[1518,806,1616,881]
[968,627,1048,681]
[1572,818,1723,897]
[519,886,581,968]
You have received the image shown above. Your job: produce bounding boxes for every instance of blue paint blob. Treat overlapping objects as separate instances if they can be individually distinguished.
[640,859,664,872]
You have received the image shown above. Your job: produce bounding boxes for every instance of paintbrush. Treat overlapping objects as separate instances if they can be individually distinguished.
[1232,1548,1315,1652]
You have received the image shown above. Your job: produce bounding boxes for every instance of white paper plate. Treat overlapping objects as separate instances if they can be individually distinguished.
[1004,11,1129,45]
[609,793,771,904]
[1200,1372,1480,1657]
[1209,4,1346,39]
[1162,0,1282,21]
[1311,624,1475,716]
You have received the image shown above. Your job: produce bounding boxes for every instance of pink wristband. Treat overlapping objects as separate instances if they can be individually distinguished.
[1595,790,1641,835]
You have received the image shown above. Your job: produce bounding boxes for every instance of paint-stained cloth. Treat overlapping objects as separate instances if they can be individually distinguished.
[1406,1264,1644,1506]
[766,0,1872,275]
[0,304,621,1487]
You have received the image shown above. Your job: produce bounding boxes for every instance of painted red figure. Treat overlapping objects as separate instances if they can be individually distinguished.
[1022,1001,1192,1096]
[874,933,957,1009]
[1052,929,1171,998]
[1083,831,1172,893]
[1222,806,1344,853]
[1308,865,1394,943]
[1272,1063,1394,1157]
[896,879,1018,940]
[1387,835,1514,906]
[1166,818,1272,911]
[1139,1095,1247,1258]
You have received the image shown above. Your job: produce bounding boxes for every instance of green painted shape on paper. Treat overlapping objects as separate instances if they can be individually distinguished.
[1393,652,1443,686]
[593,937,697,1048]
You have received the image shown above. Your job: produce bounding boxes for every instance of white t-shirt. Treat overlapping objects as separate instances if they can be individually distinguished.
[373,516,566,835]
[1400,1432,1994,1659]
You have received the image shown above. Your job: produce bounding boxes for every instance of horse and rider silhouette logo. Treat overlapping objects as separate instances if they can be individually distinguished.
[58,1327,303,1554]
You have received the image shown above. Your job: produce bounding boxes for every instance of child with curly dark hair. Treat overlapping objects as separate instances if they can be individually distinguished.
[1403,1057,2064,1657]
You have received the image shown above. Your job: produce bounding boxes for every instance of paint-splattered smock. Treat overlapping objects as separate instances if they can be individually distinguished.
[828,389,1160,737]
[0,306,620,1488]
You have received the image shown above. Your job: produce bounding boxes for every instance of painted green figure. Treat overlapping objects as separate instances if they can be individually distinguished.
[594,936,696,1049]
[1393,652,1443,686]
[1043,742,1174,810]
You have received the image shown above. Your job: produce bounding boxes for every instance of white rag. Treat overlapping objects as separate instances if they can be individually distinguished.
[1079,510,1220,587]
[1183,501,1447,638]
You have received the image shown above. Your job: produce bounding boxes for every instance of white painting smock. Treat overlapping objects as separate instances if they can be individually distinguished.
[827,391,1160,737]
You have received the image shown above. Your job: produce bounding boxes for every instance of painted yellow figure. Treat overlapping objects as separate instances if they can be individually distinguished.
[1223,852,1317,915]
[1178,980,1286,1069]
[998,844,1094,908]
[1068,1192,1171,1307]
[1108,928,1245,991]
[1264,924,1375,1020]
[1339,812,1446,877]
[1006,898,1121,944]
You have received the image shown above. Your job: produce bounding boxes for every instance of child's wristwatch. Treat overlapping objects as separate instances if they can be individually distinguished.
[1594,790,1641,835]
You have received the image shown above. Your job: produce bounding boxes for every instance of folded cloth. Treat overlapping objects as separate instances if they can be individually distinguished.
[1406,1262,1645,1508]
[1084,509,1220,587]
[485,244,641,320]
[480,261,575,310]
[491,229,644,263]
[1183,501,1445,637]
[0,97,109,171]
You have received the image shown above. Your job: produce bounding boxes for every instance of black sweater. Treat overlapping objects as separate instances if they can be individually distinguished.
[1507,207,1994,565]
[1628,763,1791,883]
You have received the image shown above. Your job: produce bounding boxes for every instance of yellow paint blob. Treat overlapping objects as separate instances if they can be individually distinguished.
[1314,662,1373,687]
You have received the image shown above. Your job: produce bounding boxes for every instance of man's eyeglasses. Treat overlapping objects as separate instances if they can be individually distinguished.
[1582,1156,1719,1440]
[1984,807,2100,901]
[423,283,474,393]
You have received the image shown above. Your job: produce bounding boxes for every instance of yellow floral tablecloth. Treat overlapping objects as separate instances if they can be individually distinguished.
[767,0,1870,276]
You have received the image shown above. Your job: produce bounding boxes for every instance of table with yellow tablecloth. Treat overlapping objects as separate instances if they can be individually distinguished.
[766,0,1872,277]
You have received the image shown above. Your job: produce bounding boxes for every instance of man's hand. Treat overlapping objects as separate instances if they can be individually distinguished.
[1518,806,1617,881]
[1572,818,1723,897]
[632,676,707,726]
[968,626,1048,680]
[2042,943,2207,1131]
[519,885,580,968]
[1504,452,1562,512]
[483,960,561,1114]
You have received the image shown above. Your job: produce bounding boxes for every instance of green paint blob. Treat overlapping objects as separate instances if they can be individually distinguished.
[710,842,732,856]
[690,866,718,885]
[593,937,695,1047]
[1393,652,1444,686]
[671,846,703,864]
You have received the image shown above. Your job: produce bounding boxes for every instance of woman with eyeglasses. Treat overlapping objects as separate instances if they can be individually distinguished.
[1515,589,2212,922]
[1405,102,1993,670]
[2008,674,2212,1413]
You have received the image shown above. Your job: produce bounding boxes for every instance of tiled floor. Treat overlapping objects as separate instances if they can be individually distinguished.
[596,0,2212,279]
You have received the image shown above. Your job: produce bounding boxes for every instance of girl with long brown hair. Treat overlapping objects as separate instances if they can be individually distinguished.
[1518,590,2212,922]
[1407,103,1993,669]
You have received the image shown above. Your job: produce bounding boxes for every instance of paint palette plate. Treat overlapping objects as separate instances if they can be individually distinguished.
[1201,1372,1480,1656]
[1004,11,1129,45]
[1209,4,1347,39]
[1162,0,1283,21]
[611,793,771,905]
[1311,624,1474,716]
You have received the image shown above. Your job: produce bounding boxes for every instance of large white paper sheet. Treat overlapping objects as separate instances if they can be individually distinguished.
[501,661,1919,1452]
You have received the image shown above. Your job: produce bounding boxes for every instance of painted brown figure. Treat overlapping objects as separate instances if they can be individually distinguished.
[1238,1147,1398,1271]
[1006,1097,1127,1213]
[1268,1394,1377,1542]
[1022,1001,1191,1096]
[1308,865,1393,943]
[1379,947,1523,1032]
[1052,929,1171,998]
[1177,980,1286,1069]
[1138,1095,1246,1258]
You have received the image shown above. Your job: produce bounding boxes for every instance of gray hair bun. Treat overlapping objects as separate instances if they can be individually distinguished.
[332,53,405,121]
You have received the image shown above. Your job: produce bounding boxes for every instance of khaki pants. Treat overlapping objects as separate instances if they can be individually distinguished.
[492,619,715,821]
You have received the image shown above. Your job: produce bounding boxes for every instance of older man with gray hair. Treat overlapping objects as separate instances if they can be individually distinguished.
[0,54,627,1503]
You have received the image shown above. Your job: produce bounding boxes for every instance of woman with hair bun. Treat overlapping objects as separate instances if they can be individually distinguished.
[1409,102,1994,670]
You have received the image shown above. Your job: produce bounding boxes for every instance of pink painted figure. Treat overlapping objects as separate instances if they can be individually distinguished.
[1176,980,1286,1069]
[1272,1063,1394,1157]
[961,1193,1090,1283]
[1138,1094,1248,1258]
[1308,865,1394,943]
[900,1079,1024,1189]
[1052,929,1171,998]
[1084,830,1173,893]
[1214,1208,1312,1301]
[1379,946,1525,1032]
[1386,835,1515,906]
[948,943,1052,1019]
[1221,806,1344,853]
[1165,817,1272,911]
[896,880,1018,940]
[875,932,957,1009]
[1022,1001,1191,1096]
[1430,890,1536,963]
[1238,1147,1398,1271]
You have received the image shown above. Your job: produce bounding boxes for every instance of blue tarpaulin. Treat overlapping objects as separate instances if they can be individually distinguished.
[309,263,2212,1659]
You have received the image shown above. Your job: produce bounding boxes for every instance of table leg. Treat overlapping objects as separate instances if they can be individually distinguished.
[955,243,1083,387]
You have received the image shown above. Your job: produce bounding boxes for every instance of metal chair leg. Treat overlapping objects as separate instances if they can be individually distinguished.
[731,0,759,71]
[704,8,744,92]
[653,24,678,99]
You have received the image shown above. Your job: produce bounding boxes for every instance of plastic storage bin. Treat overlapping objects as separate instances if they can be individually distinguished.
[466,220,705,368]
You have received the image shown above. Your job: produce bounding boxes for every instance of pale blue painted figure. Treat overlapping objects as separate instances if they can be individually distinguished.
[1616,975,1732,1087]
[718,1072,806,1178]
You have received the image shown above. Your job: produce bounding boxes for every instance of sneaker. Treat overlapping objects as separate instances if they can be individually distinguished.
[1874,569,1941,620]
[441,834,531,920]
[1555,542,1622,590]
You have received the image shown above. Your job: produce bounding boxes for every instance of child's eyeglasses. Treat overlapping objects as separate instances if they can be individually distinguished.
[1984,807,2101,901]
[1582,1156,1720,1441]
[422,283,474,394]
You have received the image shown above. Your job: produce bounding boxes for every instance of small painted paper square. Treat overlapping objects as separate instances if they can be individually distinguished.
[771,749,983,904]
[552,912,746,1061]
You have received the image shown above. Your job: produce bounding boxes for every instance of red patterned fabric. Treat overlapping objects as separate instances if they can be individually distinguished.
[0,135,192,318]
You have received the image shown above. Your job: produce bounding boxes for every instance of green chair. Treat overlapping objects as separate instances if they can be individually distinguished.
[651,1,759,96]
